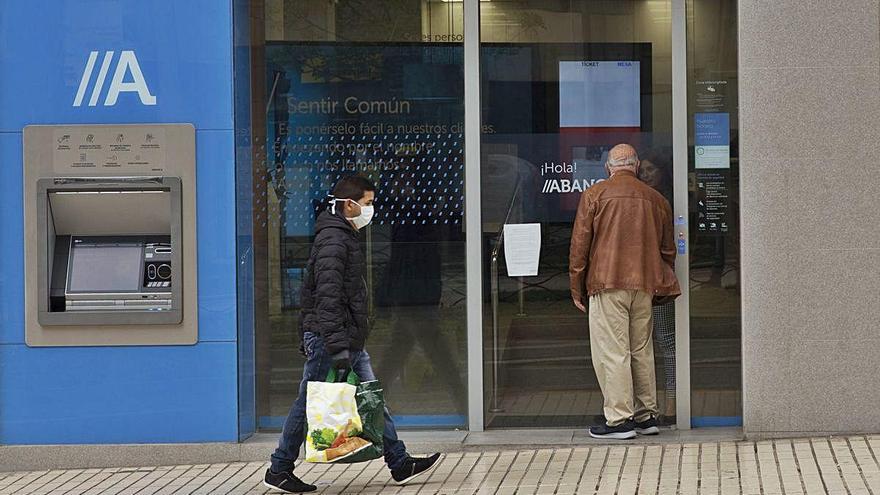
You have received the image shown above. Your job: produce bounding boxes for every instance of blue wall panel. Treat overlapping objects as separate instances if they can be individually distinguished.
[0,133,25,345]
[0,342,238,444]
[0,0,242,444]
[0,1,233,131]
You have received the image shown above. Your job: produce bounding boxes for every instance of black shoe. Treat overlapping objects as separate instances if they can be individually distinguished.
[589,420,637,439]
[391,453,443,485]
[634,416,660,435]
[263,469,316,493]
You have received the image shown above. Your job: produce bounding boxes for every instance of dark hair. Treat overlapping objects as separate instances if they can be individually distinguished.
[332,175,376,202]
[637,156,673,204]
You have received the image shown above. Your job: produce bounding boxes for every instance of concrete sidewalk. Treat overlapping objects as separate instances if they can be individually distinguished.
[2,435,880,494]
[0,428,745,473]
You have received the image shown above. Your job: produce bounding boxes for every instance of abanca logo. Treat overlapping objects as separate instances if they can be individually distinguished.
[73,51,157,107]
[542,178,604,194]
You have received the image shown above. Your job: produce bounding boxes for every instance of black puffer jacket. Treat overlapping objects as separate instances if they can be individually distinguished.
[299,210,369,358]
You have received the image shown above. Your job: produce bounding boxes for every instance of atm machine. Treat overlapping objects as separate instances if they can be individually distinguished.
[37,176,182,325]
[63,236,174,312]
[23,124,198,346]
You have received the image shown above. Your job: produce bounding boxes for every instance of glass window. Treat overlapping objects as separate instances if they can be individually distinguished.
[479,0,675,428]
[253,0,467,430]
[687,0,742,424]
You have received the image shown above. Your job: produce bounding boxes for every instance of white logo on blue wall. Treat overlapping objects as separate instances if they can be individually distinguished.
[73,51,157,107]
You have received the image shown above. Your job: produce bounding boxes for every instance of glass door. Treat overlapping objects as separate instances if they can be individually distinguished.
[478,0,676,428]
[685,0,742,426]
[253,0,469,431]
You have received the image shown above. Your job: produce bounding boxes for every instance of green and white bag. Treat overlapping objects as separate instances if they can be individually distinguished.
[305,370,385,463]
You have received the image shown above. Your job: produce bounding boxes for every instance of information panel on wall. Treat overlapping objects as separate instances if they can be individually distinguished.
[695,112,730,169]
[695,171,730,234]
[51,127,168,174]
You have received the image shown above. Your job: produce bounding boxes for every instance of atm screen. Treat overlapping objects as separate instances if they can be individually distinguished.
[68,242,143,293]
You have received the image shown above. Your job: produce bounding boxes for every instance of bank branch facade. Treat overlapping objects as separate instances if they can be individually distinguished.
[1,0,876,445]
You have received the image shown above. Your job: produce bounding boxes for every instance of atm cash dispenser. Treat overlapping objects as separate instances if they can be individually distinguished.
[24,124,198,346]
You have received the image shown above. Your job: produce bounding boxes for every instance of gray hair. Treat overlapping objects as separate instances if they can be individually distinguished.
[607,155,639,168]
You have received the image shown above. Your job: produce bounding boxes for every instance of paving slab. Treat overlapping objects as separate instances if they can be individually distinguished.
[6,435,871,494]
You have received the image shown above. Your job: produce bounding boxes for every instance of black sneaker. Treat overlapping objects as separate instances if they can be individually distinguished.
[263,468,316,493]
[634,416,660,435]
[589,420,637,439]
[391,453,443,485]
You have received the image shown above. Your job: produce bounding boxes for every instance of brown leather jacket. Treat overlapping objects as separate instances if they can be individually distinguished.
[569,169,681,304]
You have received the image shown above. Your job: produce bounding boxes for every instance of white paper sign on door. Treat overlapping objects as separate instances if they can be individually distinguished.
[503,223,541,277]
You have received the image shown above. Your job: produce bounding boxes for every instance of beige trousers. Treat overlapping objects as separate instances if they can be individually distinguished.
[589,289,658,426]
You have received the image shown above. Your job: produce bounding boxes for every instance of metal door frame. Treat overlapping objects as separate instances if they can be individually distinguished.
[463,0,484,432]
[671,0,692,430]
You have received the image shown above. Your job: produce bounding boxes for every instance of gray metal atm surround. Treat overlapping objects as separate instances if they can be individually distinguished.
[23,124,198,347]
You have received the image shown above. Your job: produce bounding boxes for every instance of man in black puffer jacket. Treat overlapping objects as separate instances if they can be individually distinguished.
[265,176,442,494]
[298,192,370,364]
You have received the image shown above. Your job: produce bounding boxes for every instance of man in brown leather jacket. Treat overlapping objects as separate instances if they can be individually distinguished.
[569,144,681,439]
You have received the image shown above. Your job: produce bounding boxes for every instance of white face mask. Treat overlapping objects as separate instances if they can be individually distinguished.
[330,198,374,229]
[348,204,374,229]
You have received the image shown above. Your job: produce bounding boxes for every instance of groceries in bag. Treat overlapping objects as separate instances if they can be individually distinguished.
[305,369,384,463]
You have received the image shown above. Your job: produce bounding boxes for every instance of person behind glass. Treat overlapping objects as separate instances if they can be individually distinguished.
[264,176,442,494]
[569,144,681,440]
[638,156,678,423]
[375,174,467,416]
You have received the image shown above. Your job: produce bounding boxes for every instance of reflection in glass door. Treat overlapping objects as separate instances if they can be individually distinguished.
[686,0,742,426]
[253,0,469,431]
[478,0,676,428]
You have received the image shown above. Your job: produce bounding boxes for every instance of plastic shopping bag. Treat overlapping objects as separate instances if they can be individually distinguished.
[305,370,384,463]
[335,374,385,464]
